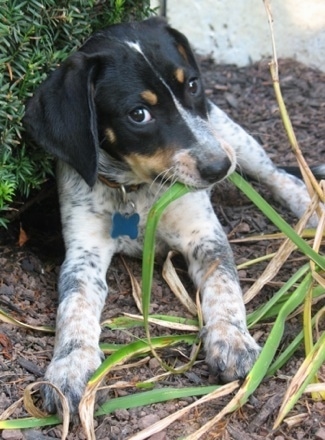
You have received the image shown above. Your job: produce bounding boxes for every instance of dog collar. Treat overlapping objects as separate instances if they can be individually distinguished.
[98,174,140,192]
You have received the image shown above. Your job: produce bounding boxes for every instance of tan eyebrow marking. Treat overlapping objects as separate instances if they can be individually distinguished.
[177,44,188,62]
[174,67,185,83]
[105,128,116,144]
[141,90,158,105]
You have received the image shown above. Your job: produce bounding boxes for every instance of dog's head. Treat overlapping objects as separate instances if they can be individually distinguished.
[24,17,235,188]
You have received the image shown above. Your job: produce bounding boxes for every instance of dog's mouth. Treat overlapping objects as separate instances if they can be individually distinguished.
[169,147,236,188]
[99,140,236,190]
[121,131,237,188]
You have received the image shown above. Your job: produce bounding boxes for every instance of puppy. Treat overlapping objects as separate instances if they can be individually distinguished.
[23,17,322,416]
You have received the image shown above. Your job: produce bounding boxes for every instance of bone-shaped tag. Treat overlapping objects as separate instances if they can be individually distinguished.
[111,212,140,239]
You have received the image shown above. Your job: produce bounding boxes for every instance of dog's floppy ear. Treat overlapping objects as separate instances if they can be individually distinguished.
[24,52,100,187]
[166,25,199,69]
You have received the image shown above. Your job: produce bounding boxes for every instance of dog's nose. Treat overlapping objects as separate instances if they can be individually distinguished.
[198,156,232,183]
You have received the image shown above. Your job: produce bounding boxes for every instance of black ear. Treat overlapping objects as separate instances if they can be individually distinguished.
[24,52,100,187]
[166,25,199,69]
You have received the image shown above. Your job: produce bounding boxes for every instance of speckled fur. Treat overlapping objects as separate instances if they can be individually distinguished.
[23,17,323,418]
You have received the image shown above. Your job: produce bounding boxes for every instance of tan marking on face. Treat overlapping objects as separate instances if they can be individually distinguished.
[105,128,116,144]
[177,44,188,62]
[141,90,158,105]
[125,150,172,181]
[174,67,185,83]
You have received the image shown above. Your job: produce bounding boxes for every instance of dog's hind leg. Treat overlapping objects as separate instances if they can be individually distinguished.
[208,101,323,225]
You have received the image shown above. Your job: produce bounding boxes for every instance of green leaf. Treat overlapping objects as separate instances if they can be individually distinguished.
[228,172,325,270]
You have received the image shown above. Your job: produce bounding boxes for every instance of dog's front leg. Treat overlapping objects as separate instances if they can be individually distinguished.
[42,245,113,416]
[42,173,117,417]
[198,266,260,382]
[160,191,260,381]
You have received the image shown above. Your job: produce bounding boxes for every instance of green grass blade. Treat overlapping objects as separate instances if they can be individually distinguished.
[247,263,309,327]
[99,342,127,353]
[142,182,191,324]
[273,330,325,428]
[95,385,220,416]
[88,334,197,386]
[0,416,60,430]
[103,314,198,330]
[267,310,321,376]
[228,172,325,270]
[237,272,313,405]
[0,386,220,430]
[140,182,200,372]
[249,284,324,324]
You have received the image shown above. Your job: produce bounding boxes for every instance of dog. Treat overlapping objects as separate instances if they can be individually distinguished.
[23,17,324,417]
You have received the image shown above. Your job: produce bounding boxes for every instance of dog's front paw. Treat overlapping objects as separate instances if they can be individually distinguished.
[41,346,103,417]
[202,320,261,382]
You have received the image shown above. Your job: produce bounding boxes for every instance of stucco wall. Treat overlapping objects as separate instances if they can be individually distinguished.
[153,0,325,71]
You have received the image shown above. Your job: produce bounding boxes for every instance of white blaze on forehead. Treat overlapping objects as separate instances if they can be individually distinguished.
[125,39,183,104]
[126,40,143,54]
[124,40,195,128]
[125,39,188,112]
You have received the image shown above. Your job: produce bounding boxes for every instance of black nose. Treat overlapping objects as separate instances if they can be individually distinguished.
[198,156,232,183]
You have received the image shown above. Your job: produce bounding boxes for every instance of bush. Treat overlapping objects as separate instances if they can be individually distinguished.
[0,0,153,227]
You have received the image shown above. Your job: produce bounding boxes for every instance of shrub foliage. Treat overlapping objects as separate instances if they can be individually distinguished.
[0,0,153,227]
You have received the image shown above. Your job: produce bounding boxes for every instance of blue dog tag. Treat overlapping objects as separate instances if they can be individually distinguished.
[111,212,140,239]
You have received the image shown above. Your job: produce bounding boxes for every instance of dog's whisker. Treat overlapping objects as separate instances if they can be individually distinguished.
[149,167,175,195]
[152,170,179,202]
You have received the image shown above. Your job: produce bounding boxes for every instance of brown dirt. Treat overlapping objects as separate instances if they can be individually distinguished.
[0,58,325,440]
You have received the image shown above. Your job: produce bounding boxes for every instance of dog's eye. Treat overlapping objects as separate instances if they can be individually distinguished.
[188,78,199,95]
[129,108,153,124]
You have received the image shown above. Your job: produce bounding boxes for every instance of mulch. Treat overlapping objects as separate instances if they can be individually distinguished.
[0,57,324,440]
